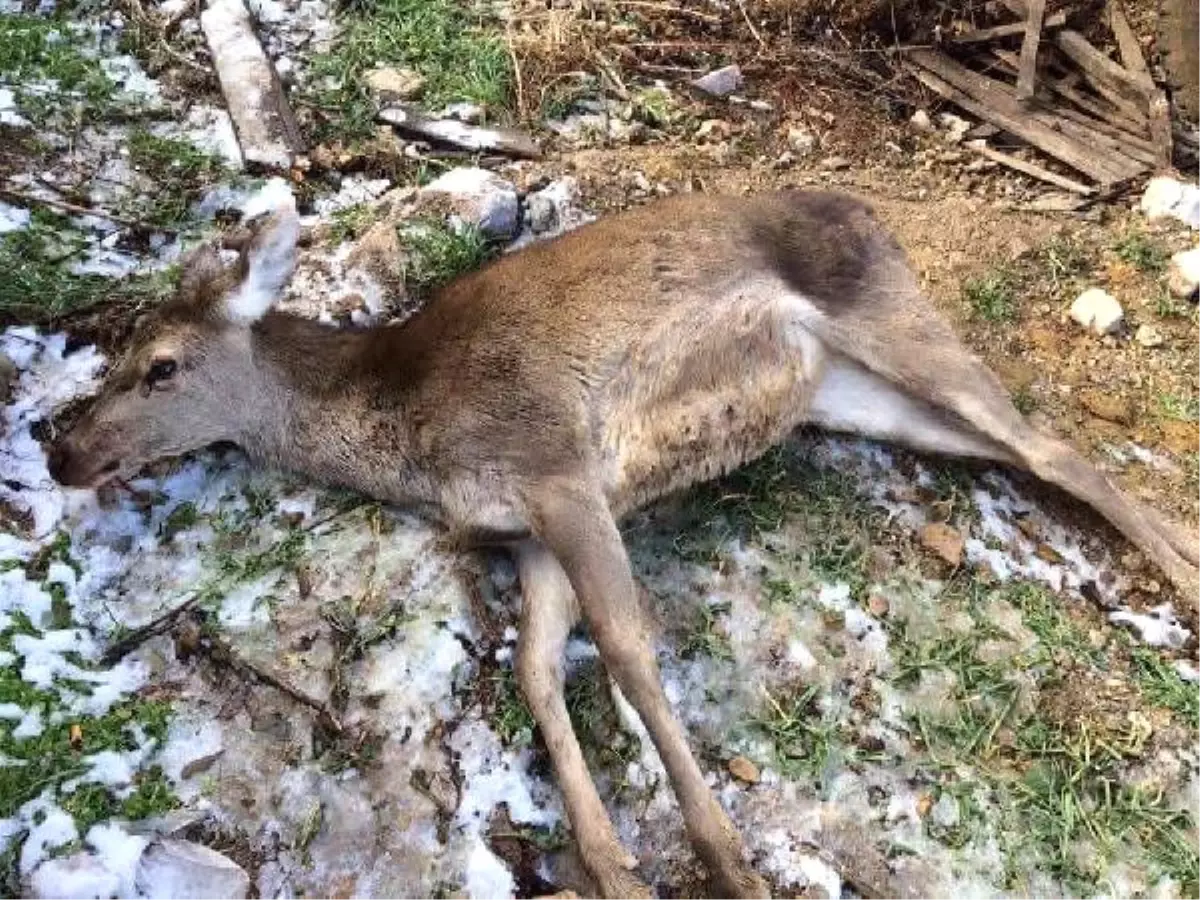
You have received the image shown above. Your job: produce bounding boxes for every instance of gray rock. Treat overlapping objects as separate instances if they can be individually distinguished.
[822,155,851,171]
[691,64,743,97]
[787,127,816,156]
[441,102,485,124]
[931,793,960,829]
[378,106,540,159]
[135,839,250,899]
[417,167,519,241]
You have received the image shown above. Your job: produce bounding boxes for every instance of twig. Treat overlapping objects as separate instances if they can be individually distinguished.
[101,596,201,665]
[734,0,764,48]
[0,187,166,233]
[605,0,722,23]
[505,23,527,123]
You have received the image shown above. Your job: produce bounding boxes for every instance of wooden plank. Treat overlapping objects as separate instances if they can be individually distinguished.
[906,53,1130,183]
[1147,92,1174,166]
[952,11,1065,43]
[1054,29,1153,101]
[1107,0,1151,78]
[966,139,1094,193]
[907,48,1145,183]
[1016,0,1047,99]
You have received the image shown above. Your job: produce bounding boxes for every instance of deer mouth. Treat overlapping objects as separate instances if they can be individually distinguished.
[47,444,121,489]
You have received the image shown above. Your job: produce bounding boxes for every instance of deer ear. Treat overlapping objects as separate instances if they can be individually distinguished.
[224,187,300,324]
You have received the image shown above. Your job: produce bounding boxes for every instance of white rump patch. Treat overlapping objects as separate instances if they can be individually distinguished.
[225,179,300,323]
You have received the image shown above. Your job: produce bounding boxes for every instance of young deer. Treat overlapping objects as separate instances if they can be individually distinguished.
[49,188,1198,899]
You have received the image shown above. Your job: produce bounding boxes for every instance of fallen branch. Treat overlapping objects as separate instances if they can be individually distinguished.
[606,0,722,23]
[952,10,1064,43]
[101,596,201,665]
[0,187,165,233]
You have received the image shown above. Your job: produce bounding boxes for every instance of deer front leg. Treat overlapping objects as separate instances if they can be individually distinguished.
[514,540,652,899]
[526,479,771,900]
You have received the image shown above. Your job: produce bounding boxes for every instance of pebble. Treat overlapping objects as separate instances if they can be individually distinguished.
[1069,288,1124,335]
[695,118,731,141]
[1135,323,1165,348]
[910,109,933,132]
[1080,389,1132,424]
[931,793,960,829]
[691,64,743,97]
[1166,246,1200,299]
[787,126,816,156]
[919,522,964,566]
[728,755,760,784]
[821,155,851,171]
[867,594,889,617]
[365,67,426,102]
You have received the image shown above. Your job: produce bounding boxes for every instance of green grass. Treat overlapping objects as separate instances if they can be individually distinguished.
[1156,391,1200,422]
[400,220,495,297]
[329,203,379,244]
[305,0,511,142]
[746,684,837,785]
[0,208,178,325]
[124,129,226,228]
[963,269,1018,322]
[1113,231,1169,274]
[680,601,734,661]
[1011,386,1037,415]
[490,667,535,748]
[0,16,116,125]
[1129,645,1199,721]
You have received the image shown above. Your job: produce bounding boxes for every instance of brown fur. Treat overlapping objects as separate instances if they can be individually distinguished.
[50,189,1199,899]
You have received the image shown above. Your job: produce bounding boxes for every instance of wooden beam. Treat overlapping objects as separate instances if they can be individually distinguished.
[1054,29,1153,101]
[906,50,1142,184]
[966,140,1094,193]
[1107,0,1151,78]
[1016,0,1047,99]
[952,10,1065,43]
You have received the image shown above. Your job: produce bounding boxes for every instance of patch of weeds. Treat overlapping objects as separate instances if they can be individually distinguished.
[401,220,495,297]
[1000,581,1099,664]
[963,268,1018,322]
[746,684,837,785]
[1156,391,1199,422]
[681,601,733,661]
[1113,230,1169,274]
[490,667,535,748]
[123,129,225,228]
[295,801,323,865]
[0,16,116,125]
[630,87,674,128]
[926,780,986,849]
[0,211,178,325]
[329,203,378,243]
[1153,290,1190,319]
[1128,646,1199,721]
[565,660,641,783]
[305,0,511,142]
[1038,233,1091,292]
[159,501,199,540]
[1011,386,1037,415]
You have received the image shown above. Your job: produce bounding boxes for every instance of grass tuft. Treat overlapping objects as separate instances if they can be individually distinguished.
[305,0,511,142]
[1113,231,1169,274]
[963,268,1018,322]
[124,129,226,228]
[401,220,495,297]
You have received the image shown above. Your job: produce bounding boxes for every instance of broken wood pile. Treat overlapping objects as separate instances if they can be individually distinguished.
[905,0,1173,196]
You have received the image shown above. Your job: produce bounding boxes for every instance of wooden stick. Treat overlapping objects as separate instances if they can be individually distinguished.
[1016,0,1047,100]
[1107,0,1151,79]
[952,11,1064,43]
[966,140,1094,193]
[1054,29,1153,104]
[906,49,1143,184]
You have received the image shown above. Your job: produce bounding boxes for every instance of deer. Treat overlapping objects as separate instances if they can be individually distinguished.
[48,186,1198,899]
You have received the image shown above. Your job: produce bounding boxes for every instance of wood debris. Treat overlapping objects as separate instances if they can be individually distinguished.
[907,0,1174,192]
[377,106,541,159]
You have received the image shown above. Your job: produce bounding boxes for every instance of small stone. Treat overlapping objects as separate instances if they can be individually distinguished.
[691,64,743,97]
[1034,543,1064,564]
[1166,247,1200,299]
[920,523,964,566]
[910,109,933,131]
[1069,288,1124,335]
[787,126,816,156]
[728,755,760,784]
[867,594,890,617]
[938,113,971,144]
[821,155,851,171]
[748,99,773,112]
[1080,389,1132,425]
[695,118,731,141]
[442,101,485,124]
[916,793,934,817]
[1135,323,1165,348]
[365,66,426,102]
[135,839,250,899]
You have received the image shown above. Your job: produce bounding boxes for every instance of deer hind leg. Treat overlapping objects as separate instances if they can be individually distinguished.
[526,480,771,899]
[808,352,1199,602]
[514,540,652,900]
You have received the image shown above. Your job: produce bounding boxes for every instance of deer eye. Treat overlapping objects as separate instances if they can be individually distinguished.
[145,358,177,388]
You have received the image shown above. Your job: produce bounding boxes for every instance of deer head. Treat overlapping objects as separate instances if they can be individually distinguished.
[48,197,301,488]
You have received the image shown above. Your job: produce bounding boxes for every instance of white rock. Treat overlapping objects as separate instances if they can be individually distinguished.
[418,167,519,240]
[939,113,971,144]
[691,64,743,97]
[1135,323,1165,347]
[442,101,485,124]
[910,109,933,132]
[931,792,960,829]
[787,127,816,156]
[1069,288,1124,335]
[134,839,250,899]
[1140,177,1200,228]
[1166,246,1200,298]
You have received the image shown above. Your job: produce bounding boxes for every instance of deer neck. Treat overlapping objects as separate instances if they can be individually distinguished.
[235,313,433,505]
